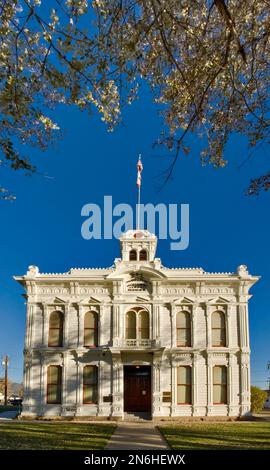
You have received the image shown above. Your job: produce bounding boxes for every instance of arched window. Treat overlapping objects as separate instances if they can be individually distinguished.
[47,365,62,404]
[126,311,136,339]
[129,249,137,261]
[84,311,98,347]
[83,366,98,404]
[138,310,150,339]
[176,311,191,347]
[212,311,226,347]
[139,250,147,261]
[48,311,63,347]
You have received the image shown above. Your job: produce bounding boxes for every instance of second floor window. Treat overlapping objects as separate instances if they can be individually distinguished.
[126,310,136,339]
[212,311,226,347]
[84,311,98,347]
[125,308,150,339]
[138,310,149,339]
[48,311,63,347]
[176,311,191,347]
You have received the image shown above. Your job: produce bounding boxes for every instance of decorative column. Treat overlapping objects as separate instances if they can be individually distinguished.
[43,304,49,347]
[226,305,232,348]
[112,304,120,345]
[75,353,84,416]
[152,358,162,417]
[170,356,177,417]
[206,354,214,415]
[61,352,68,415]
[63,304,69,348]
[97,359,103,416]
[22,351,32,414]
[99,305,104,346]
[191,305,198,348]
[26,303,34,349]
[152,305,160,341]
[239,304,249,349]
[228,353,238,416]
[240,353,251,415]
[192,353,199,416]
[170,305,176,348]
[77,305,84,348]
[39,352,46,416]
[111,353,123,417]
[238,302,251,416]
[205,305,211,349]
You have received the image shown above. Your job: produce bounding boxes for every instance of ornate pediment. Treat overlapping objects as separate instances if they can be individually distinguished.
[172,296,195,305]
[208,296,230,305]
[135,295,150,302]
[78,296,102,304]
[51,297,66,304]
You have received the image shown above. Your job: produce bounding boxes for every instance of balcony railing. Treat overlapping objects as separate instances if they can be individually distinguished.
[114,338,160,348]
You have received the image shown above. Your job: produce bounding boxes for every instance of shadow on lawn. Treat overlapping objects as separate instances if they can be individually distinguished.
[160,423,270,450]
[0,423,116,450]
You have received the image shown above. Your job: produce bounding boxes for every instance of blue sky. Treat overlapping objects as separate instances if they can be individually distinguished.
[0,86,269,389]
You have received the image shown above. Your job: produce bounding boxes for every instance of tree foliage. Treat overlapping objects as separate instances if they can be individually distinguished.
[1,0,270,198]
[250,385,267,413]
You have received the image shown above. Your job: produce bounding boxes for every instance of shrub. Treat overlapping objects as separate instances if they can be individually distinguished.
[251,386,267,413]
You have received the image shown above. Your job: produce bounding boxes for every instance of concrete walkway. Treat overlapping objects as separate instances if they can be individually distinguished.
[105,422,170,450]
[0,410,18,421]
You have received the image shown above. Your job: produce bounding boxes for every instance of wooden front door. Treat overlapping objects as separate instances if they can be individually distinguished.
[124,366,151,412]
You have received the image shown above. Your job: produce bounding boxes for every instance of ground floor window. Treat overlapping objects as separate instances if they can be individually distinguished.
[177,366,192,404]
[83,365,98,404]
[213,365,227,404]
[47,365,62,404]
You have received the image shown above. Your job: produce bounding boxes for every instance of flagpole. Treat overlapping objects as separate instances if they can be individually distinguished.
[136,154,142,230]
[137,183,141,230]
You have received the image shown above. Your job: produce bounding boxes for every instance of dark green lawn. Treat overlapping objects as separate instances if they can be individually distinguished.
[159,422,270,450]
[0,422,116,450]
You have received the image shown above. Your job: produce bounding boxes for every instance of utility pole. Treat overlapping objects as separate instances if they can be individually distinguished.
[2,356,9,406]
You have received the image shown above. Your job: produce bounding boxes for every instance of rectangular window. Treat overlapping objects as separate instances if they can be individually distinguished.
[177,366,192,404]
[84,312,98,347]
[48,328,62,347]
[84,329,97,347]
[213,366,227,404]
[176,312,191,347]
[211,312,226,347]
[47,365,62,404]
[176,328,191,347]
[83,366,98,404]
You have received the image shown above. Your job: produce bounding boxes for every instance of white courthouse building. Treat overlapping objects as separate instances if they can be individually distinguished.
[15,229,259,419]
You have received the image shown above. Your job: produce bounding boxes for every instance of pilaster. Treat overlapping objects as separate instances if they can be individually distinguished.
[111,352,123,417]
[170,305,176,348]
[152,357,162,417]
[205,304,211,349]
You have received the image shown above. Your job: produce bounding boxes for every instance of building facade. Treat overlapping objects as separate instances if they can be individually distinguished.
[15,230,259,419]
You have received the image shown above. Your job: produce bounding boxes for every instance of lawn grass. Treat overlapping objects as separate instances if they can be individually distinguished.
[159,422,270,450]
[0,422,116,450]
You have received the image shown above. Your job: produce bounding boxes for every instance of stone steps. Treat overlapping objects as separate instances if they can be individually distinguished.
[124,412,152,422]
